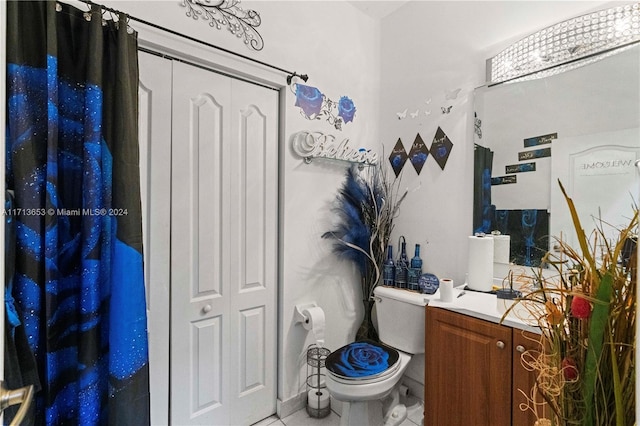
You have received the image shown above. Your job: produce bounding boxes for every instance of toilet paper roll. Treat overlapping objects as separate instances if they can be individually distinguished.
[307,389,330,410]
[439,278,454,303]
[493,235,511,264]
[467,235,494,292]
[302,306,326,347]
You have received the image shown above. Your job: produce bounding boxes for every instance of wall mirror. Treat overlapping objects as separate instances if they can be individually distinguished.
[473,40,640,268]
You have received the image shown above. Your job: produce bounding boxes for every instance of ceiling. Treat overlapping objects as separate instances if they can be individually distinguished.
[347,0,411,19]
[346,1,617,56]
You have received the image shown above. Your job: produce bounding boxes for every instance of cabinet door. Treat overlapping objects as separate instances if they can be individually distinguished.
[513,330,547,425]
[425,307,512,426]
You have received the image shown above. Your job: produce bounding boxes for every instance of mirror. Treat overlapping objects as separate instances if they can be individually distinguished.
[473,43,640,267]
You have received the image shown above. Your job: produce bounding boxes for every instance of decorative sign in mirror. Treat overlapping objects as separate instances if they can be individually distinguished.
[473,39,640,267]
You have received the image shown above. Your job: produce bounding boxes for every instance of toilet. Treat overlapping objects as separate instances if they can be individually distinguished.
[325,286,427,426]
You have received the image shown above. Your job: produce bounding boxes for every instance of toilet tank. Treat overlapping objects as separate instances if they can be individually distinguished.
[373,286,427,354]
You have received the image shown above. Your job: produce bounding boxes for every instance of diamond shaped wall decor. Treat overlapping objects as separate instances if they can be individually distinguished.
[430,126,453,170]
[389,138,408,177]
[408,133,429,175]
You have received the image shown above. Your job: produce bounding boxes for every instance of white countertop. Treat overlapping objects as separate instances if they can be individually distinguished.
[424,286,541,334]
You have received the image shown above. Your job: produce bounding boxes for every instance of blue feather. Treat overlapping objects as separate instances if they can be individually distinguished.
[324,166,381,275]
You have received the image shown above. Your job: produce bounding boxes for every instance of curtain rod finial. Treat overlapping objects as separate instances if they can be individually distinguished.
[286,72,309,86]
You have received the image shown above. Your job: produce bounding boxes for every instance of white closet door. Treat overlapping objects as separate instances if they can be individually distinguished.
[138,52,171,426]
[227,78,279,424]
[170,61,278,426]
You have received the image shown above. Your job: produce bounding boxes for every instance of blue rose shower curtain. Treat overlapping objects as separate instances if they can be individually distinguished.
[6,1,150,424]
[473,144,494,235]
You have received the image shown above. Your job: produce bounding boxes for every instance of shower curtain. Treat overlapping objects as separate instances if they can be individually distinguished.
[473,144,494,234]
[6,1,150,424]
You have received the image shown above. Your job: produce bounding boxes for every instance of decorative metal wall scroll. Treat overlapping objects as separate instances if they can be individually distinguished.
[181,0,264,50]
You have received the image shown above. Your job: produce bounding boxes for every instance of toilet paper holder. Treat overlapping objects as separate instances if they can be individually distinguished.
[294,303,318,326]
[306,344,331,418]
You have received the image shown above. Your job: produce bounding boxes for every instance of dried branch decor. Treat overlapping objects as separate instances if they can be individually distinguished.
[507,181,637,426]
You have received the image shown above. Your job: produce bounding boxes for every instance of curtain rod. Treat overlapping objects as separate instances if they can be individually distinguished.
[74,0,309,85]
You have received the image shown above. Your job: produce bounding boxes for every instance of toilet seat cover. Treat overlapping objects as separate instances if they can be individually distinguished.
[326,340,400,380]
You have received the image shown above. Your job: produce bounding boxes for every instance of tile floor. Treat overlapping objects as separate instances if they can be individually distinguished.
[252,396,423,426]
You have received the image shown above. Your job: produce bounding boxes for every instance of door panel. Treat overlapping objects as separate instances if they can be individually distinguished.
[172,61,231,425]
[138,52,171,426]
[192,94,224,298]
[192,316,222,412]
[239,306,266,394]
[171,61,278,426]
[228,77,279,426]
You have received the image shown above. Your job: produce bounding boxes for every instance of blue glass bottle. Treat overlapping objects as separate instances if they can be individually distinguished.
[394,238,409,289]
[408,244,423,291]
[411,244,422,270]
[382,245,395,286]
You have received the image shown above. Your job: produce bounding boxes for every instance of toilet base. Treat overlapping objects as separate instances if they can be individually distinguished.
[339,387,408,426]
[340,400,377,426]
[384,403,407,426]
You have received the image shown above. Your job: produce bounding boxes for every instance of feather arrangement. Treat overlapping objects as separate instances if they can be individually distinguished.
[323,164,407,340]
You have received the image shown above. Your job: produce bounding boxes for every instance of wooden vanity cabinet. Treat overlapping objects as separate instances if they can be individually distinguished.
[424,307,544,426]
[424,307,512,426]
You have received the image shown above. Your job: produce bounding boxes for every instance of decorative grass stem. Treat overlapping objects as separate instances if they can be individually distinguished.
[505,181,637,425]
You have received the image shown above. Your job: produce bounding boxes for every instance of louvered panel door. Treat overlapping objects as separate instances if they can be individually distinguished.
[170,61,278,426]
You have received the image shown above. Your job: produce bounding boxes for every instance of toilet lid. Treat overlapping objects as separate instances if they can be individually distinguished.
[326,340,400,380]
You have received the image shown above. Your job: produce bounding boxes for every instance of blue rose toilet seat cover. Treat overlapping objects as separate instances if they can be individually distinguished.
[326,340,400,379]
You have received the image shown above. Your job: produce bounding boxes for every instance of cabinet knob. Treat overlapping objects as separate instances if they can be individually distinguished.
[516,345,526,353]
[496,340,505,349]
[203,304,212,314]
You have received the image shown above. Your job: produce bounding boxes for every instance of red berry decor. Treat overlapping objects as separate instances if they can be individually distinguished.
[562,357,579,381]
[570,296,592,319]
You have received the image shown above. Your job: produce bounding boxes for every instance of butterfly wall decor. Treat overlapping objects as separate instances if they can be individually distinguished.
[444,88,461,100]
[394,88,466,121]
